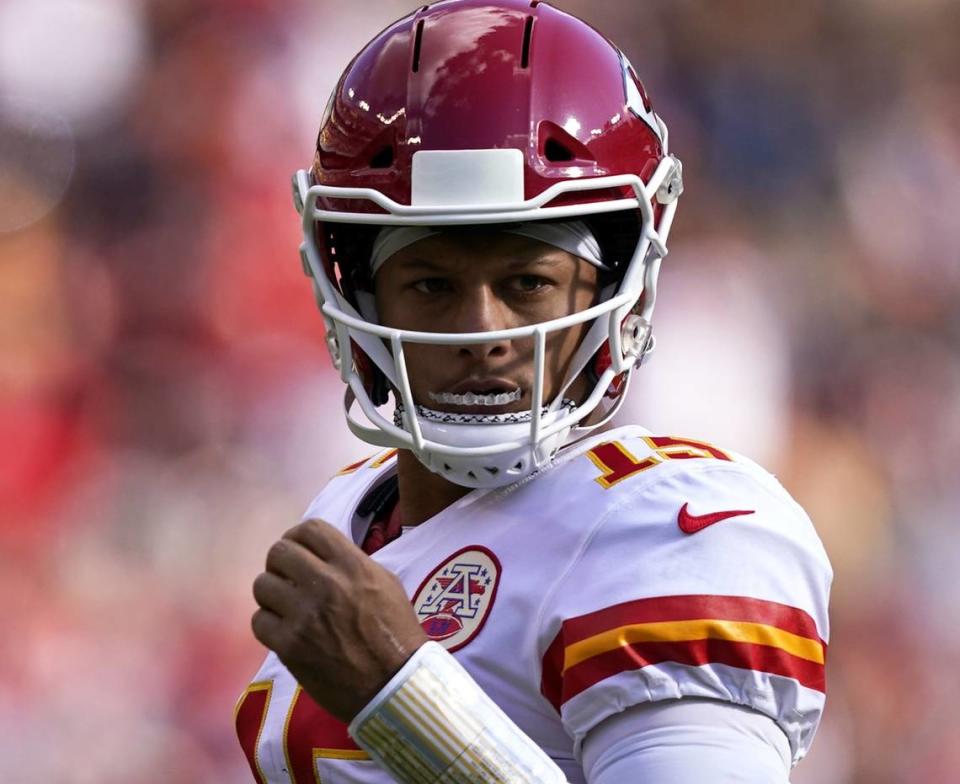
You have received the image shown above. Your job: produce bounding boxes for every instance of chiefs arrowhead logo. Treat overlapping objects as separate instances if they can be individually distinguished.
[678,503,755,535]
[412,546,501,652]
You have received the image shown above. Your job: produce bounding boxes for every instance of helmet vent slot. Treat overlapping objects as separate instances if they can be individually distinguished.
[538,121,596,165]
[544,138,575,163]
[520,16,534,68]
[370,145,394,169]
[412,19,425,73]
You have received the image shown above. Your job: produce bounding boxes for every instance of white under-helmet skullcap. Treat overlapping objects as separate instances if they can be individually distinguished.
[369,220,607,277]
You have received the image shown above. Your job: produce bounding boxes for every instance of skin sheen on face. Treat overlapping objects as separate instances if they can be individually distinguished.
[373,230,600,416]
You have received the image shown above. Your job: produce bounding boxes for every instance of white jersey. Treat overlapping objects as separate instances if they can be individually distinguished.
[235,425,832,784]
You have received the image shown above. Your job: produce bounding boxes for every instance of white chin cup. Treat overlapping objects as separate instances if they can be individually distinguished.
[396,403,575,489]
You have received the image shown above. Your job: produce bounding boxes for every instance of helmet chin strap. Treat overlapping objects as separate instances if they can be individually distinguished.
[393,400,576,427]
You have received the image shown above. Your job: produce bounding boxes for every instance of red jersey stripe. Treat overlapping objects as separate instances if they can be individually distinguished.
[560,636,826,706]
[558,594,822,646]
[540,595,826,711]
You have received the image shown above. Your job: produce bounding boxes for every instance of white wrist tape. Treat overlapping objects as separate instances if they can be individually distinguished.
[348,642,568,783]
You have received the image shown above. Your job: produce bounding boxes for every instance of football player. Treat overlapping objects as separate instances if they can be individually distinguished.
[238,2,832,782]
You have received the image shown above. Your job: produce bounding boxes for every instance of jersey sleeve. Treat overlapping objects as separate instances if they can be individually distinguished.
[581,700,791,783]
[537,457,832,767]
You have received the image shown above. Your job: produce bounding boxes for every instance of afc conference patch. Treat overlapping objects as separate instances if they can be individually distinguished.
[412,546,501,652]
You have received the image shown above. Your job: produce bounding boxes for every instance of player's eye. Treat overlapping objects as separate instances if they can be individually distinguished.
[412,277,452,294]
[507,274,551,294]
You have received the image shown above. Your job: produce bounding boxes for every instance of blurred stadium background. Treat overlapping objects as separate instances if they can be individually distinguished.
[1,0,958,781]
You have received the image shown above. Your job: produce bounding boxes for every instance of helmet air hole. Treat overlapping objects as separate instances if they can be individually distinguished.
[544,138,575,163]
[538,121,596,164]
[443,463,452,472]
[370,145,394,169]
[412,20,425,73]
[520,16,534,69]
[485,467,499,476]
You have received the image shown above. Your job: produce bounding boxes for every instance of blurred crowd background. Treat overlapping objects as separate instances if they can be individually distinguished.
[1,0,958,781]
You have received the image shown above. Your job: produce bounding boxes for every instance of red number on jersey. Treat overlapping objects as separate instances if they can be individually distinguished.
[235,682,272,784]
[587,437,732,489]
[284,686,368,783]
[235,683,368,783]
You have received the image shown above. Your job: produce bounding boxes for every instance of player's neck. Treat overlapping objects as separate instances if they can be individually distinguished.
[395,450,474,527]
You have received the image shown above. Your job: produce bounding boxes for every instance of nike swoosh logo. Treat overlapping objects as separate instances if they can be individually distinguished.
[678,503,755,535]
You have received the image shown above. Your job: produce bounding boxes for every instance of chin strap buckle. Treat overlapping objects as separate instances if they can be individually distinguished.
[656,155,684,205]
[325,329,342,370]
[621,314,653,365]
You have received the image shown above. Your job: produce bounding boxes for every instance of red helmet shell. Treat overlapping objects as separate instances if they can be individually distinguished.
[312,0,664,215]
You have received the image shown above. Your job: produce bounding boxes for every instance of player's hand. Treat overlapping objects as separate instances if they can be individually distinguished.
[251,519,428,722]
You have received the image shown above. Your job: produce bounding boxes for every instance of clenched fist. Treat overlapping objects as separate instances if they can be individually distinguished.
[251,519,428,722]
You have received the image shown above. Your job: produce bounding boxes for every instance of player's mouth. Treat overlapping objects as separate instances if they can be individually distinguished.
[427,378,526,412]
[427,388,523,407]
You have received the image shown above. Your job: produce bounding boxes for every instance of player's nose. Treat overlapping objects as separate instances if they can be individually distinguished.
[451,286,512,359]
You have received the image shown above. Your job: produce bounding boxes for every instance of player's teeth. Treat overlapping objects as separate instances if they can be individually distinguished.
[429,388,522,406]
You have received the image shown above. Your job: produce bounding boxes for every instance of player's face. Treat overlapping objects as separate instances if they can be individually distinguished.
[375,231,599,415]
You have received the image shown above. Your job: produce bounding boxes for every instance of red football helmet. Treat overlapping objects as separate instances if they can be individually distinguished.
[293,0,682,487]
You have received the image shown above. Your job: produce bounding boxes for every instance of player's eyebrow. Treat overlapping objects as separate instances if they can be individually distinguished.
[394,257,448,271]
[392,254,569,272]
[505,254,567,269]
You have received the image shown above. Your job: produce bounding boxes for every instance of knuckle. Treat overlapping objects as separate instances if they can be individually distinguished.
[250,610,270,642]
[251,572,269,602]
[301,518,327,541]
[266,540,288,566]
[281,522,304,540]
[252,610,298,658]
[330,572,353,597]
